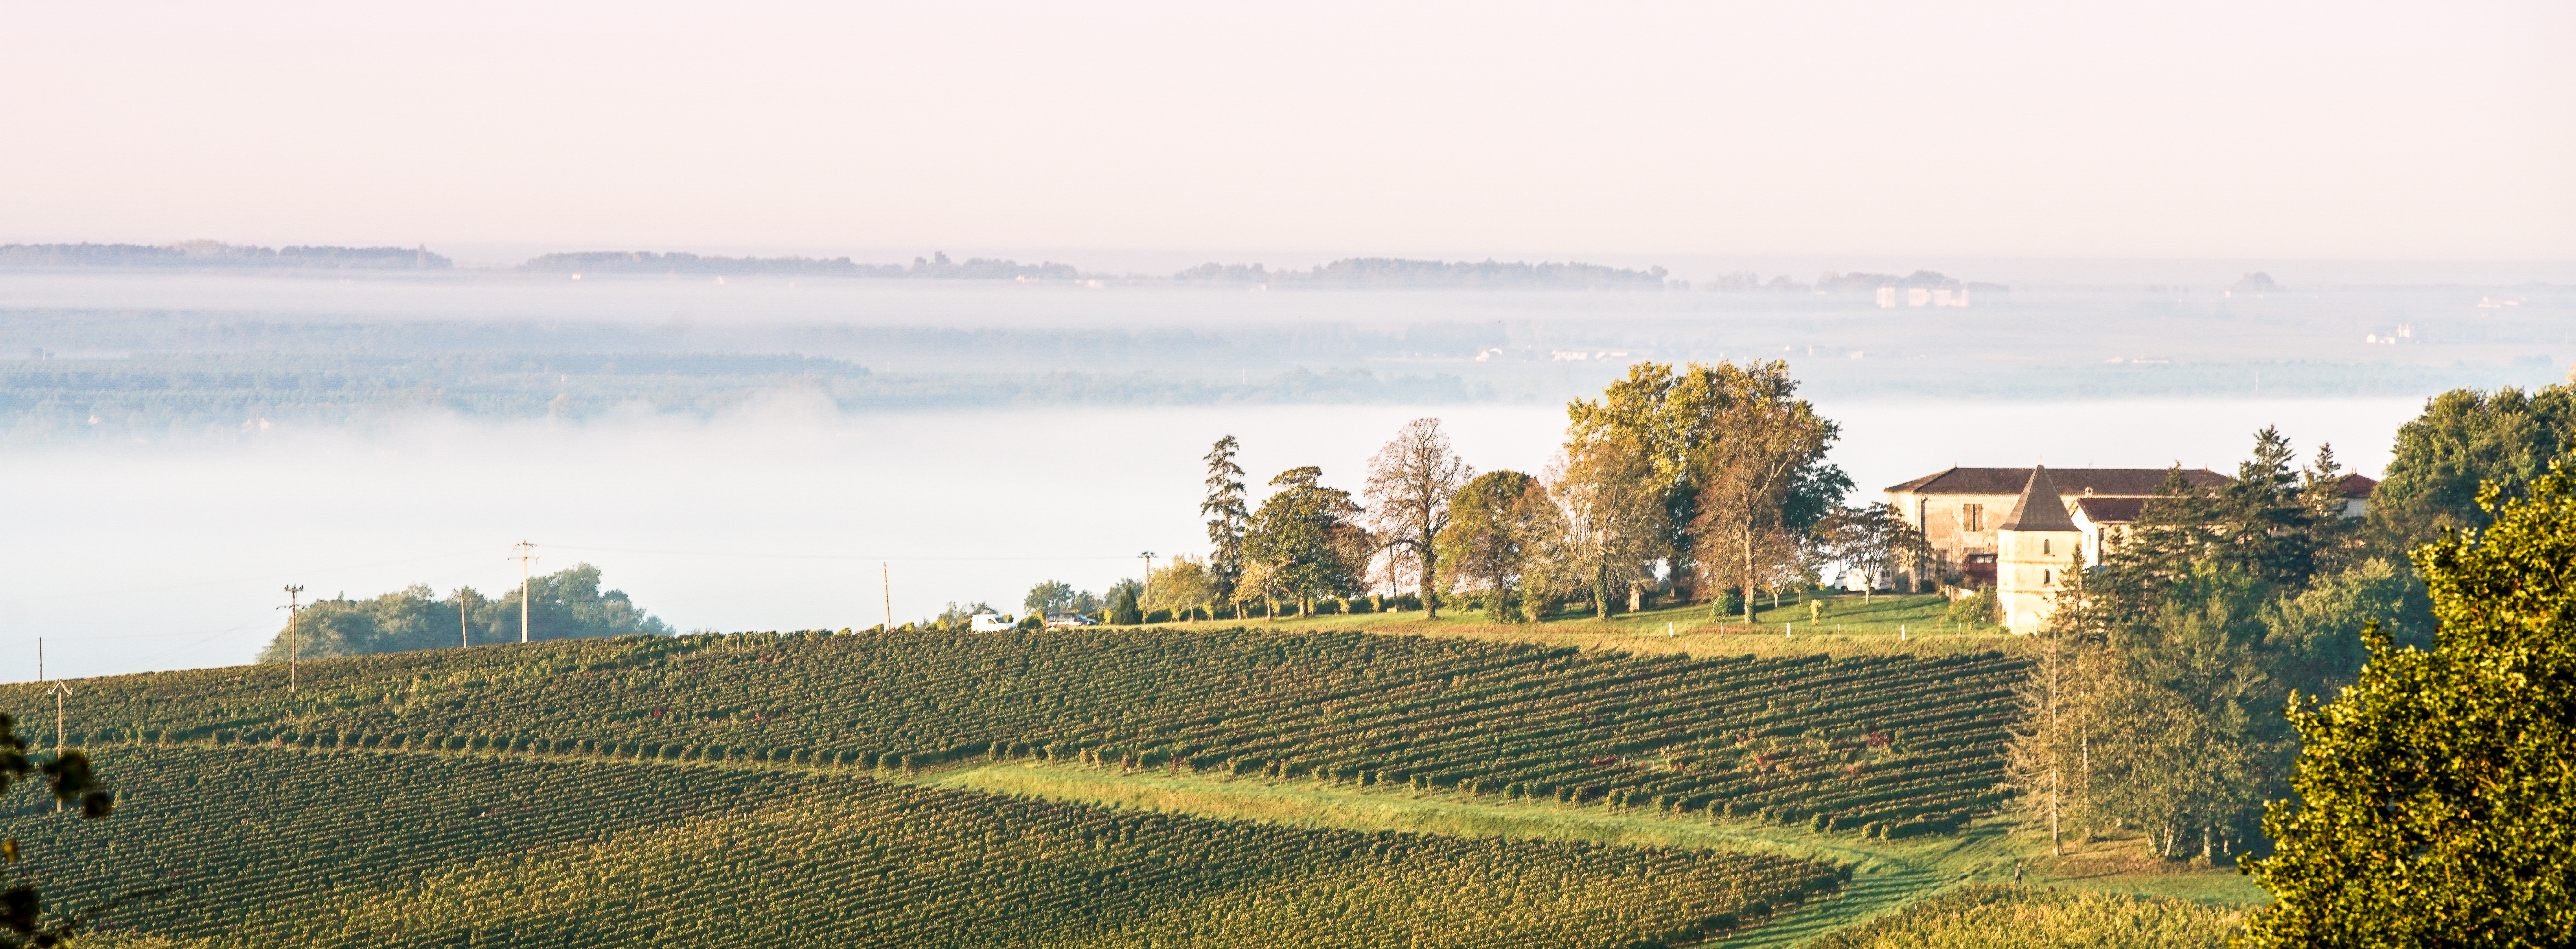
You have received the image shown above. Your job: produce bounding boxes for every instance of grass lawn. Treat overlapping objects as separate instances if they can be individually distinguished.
[908,759,2264,947]
[1144,593,2029,659]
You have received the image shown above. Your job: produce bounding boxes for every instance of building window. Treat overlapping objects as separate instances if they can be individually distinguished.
[2042,538,2051,555]
[1963,503,1984,532]
[2043,569,2052,584]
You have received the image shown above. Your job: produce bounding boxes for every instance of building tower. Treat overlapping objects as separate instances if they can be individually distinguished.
[1995,464,2083,634]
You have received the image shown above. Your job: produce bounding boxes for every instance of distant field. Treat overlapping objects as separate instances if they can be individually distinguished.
[7,628,2026,839]
[1160,594,2024,661]
[8,746,1842,948]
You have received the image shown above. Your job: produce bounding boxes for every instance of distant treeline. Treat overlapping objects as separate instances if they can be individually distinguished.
[519,250,1083,281]
[0,353,1496,443]
[1174,258,1673,290]
[0,241,450,270]
[1702,269,2010,296]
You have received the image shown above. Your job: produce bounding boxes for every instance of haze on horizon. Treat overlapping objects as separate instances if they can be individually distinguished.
[2,0,2568,265]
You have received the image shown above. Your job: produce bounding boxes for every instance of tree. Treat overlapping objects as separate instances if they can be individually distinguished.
[2243,469,2576,948]
[1812,502,1936,602]
[255,565,668,660]
[1201,436,1251,605]
[1435,470,1542,619]
[2009,430,2428,867]
[1143,556,1218,619]
[2371,384,2576,546]
[1688,366,1847,623]
[2210,425,2319,586]
[1105,584,1144,626]
[1024,580,1076,614]
[1245,467,1366,616]
[1537,436,1670,619]
[1363,419,1473,618]
[1566,363,1722,586]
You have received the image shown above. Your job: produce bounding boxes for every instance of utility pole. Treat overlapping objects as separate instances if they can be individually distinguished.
[881,563,891,630]
[457,588,476,649]
[42,679,71,811]
[1140,551,1155,611]
[515,541,537,644]
[36,637,42,682]
[44,681,71,753]
[280,586,304,692]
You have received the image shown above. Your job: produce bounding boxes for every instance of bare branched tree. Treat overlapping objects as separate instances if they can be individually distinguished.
[1363,419,1473,618]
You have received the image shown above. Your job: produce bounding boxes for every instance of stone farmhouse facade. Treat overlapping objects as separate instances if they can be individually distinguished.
[1882,464,2234,589]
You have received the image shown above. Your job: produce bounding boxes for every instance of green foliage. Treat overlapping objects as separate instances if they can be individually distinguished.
[2242,470,2576,948]
[7,745,1841,947]
[1245,466,1367,611]
[1105,585,1143,626]
[1944,588,1998,626]
[1024,580,1076,613]
[1434,470,1542,607]
[4,630,2026,839]
[254,565,667,662]
[1567,361,1852,606]
[1801,885,2240,949]
[2013,431,2417,862]
[2371,384,2576,545]
[1142,555,1217,617]
[1202,435,1251,600]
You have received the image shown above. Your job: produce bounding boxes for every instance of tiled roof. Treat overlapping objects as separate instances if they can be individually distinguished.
[1998,466,2080,532]
[1885,466,2233,496]
[2336,472,2380,498]
[2074,497,2148,525]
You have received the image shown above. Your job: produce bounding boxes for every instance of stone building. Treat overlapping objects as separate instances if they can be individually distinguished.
[1994,466,2085,634]
[1883,465,2233,587]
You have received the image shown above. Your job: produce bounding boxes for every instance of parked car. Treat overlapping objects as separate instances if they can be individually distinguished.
[1044,612,1097,628]
[969,612,1017,632]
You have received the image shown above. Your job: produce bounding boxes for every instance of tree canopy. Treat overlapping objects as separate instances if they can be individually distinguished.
[2372,384,2576,544]
[255,564,669,661]
[1244,466,1367,614]
[2243,468,2576,947]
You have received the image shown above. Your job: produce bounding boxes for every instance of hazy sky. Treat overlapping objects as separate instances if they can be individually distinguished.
[3,1,2568,262]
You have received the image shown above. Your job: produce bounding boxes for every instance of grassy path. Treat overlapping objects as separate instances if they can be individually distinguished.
[912,760,2260,947]
[917,761,1993,945]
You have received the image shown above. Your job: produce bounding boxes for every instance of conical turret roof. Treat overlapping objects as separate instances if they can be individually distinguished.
[1998,464,2079,532]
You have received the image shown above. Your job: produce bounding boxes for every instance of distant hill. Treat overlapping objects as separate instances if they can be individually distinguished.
[0,240,450,270]
[519,249,1082,281]
[1174,257,1673,290]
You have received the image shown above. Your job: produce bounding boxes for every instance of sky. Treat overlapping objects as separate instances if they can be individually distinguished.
[3,0,2569,264]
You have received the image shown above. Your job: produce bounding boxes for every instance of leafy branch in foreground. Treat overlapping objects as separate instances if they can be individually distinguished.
[0,712,155,948]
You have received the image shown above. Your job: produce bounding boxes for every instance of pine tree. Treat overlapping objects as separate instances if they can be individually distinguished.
[1201,436,1250,611]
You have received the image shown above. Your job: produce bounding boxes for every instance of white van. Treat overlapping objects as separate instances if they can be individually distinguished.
[969,612,1017,632]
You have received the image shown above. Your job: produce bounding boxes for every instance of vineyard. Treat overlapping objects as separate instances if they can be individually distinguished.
[1797,884,2245,949]
[2,745,1844,948]
[0,628,2026,837]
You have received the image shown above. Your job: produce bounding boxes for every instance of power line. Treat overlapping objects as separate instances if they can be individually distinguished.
[0,548,490,605]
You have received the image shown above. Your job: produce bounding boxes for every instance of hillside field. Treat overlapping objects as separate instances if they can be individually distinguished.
[0,625,2228,947]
